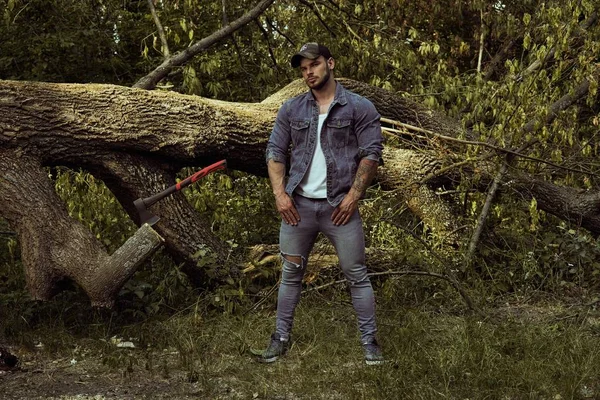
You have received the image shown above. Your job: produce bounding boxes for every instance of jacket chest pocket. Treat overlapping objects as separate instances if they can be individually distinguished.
[290,119,310,148]
[327,119,352,148]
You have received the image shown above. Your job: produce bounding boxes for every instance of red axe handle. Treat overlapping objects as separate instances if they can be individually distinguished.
[140,159,227,209]
[176,159,227,190]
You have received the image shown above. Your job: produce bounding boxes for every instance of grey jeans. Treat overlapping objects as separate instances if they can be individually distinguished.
[275,194,378,344]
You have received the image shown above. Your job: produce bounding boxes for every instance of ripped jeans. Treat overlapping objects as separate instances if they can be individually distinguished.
[275,194,377,344]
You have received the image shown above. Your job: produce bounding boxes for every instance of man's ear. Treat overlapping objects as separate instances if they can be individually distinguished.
[327,57,335,70]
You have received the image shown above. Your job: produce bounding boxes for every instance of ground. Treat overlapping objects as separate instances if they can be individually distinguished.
[2,353,211,399]
[1,292,600,399]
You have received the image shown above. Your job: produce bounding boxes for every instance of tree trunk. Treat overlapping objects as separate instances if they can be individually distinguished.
[513,172,600,235]
[0,148,163,306]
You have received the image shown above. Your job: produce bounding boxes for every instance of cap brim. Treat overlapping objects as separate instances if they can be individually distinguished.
[290,51,320,68]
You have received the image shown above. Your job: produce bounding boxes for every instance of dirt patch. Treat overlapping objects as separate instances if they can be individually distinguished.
[0,350,240,400]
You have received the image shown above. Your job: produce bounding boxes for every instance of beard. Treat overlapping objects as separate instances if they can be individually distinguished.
[307,65,331,91]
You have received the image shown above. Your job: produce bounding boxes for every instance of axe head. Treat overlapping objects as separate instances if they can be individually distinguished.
[134,198,160,226]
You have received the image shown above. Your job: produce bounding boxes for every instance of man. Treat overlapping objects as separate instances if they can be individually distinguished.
[263,43,384,365]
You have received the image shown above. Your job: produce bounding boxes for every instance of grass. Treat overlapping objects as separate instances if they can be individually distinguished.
[207,298,599,400]
[3,286,599,400]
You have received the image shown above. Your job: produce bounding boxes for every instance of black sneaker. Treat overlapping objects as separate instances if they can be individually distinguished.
[363,341,384,366]
[260,333,290,363]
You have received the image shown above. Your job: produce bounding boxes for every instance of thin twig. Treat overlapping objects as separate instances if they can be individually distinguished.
[302,269,475,311]
[255,19,278,68]
[298,0,337,37]
[265,16,295,46]
[302,270,448,293]
[245,281,279,314]
[477,8,485,73]
[146,0,170,58]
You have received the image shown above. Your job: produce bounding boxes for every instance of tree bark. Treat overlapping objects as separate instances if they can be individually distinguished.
[512,172,600,235]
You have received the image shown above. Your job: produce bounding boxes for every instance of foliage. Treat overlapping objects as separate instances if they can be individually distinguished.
[181,169,279,246]
[479,207,600,293]
[52,167,137,251]
[0,0,151,83]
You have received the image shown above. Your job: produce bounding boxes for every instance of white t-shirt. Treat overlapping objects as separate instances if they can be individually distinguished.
[296,114,328,198]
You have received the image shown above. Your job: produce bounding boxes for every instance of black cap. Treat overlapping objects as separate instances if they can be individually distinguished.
[290,43,333,68]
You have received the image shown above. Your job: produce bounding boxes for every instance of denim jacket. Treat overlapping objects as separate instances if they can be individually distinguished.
[266,81,384,207]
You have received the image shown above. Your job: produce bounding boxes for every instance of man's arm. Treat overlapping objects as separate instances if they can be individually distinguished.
[268,160,300,226]
[331,158,378,226]
[331,96,383,226]
[265,101,300,225]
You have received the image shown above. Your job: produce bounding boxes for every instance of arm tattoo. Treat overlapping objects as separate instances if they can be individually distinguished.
[351,160,378,195]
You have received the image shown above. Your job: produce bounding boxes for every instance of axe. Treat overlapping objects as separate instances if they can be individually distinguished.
[134,159,227,226]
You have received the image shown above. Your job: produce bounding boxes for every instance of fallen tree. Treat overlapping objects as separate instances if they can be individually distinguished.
[1,77,599,305]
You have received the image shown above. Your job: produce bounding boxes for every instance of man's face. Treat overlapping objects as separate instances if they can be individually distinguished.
[299,56,334,91]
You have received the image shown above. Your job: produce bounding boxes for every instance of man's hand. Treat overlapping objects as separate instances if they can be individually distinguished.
[275,193,300,225]
[331,191,360,226]
[267,160,300,225]
[332,158,378,226]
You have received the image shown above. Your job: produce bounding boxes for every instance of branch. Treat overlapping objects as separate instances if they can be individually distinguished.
[465,161,509,266]
[265,16,295,46]
[133,0,276,89]
[93,223,165,307]
[147,0,170,58]
[477,8,485,74]
[519,10,598,79]
[0,149,164,307]
[221,0,229,26]
[297,0,337,38]
[381,121,600,178]
[255,19,278,68]
[385,221,476,311]
[522,71,596,133]
[418,155,493,186]
[483,36,518,81]
[462,71,597,264]
[511,171,600,235]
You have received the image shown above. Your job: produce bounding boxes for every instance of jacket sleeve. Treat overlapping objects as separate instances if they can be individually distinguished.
[265,101,291,165]
[354,97,384,165]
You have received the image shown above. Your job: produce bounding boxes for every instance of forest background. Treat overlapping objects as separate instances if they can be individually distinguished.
[1,0,600,398]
